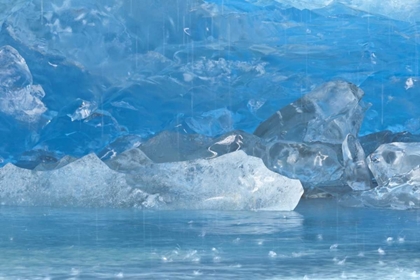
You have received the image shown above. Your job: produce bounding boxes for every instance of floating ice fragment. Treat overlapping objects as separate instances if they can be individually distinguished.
[405,77,414,90]
[268,251,277,258]
[330,244,338,250]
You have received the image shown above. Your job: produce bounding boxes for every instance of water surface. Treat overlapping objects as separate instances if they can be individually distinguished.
[1,199,420,279]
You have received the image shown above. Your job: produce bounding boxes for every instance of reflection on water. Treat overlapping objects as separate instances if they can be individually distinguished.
[1,199,420,279]
[179,210,303,236]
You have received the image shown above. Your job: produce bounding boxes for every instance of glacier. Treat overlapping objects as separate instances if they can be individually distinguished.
[0,0,419,210]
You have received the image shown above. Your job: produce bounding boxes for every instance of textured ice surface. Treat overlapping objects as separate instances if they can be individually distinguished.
[0,153,147,208]
[367,142,420,187]
[105,147,152,172]
[0,1,417,162]
[128,150,303,211]
[340,142,420,209]
[342,134,371,190]
[254,81,367,145]
[33,155,77,171]
[0,45,46,123]
[138,130,266,163]
[0,150,303,210]
[359,131,420,156]
[264,140,343,189]
[139,131,213,163]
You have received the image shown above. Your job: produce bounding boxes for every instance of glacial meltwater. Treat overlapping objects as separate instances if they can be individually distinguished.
[1,198,420,279]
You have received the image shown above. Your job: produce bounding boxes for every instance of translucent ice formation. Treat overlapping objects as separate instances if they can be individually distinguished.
[105,148,152,172]
[138,130,266,163]
[341,142,420,209]
[254,81,368,145]
[127,150,304,211]
[253,81,372,191]
[342,134,371,191]
[360,131,420,156]
[0,153,147,208]
[0,45,46,123]
[139,131,213,163]
[367,142,420,187]
[264,141,343,188]
[0,150,303,210]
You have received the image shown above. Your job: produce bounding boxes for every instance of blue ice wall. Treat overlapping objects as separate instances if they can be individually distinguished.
[0,0,419,163]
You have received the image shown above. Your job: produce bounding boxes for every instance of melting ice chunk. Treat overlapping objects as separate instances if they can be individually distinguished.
[0,151,303,210]
[0,153,147,208]
[254,81,368,144]
[367,142,420,187]
[128,150,304,211]
[0,45,46,123]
